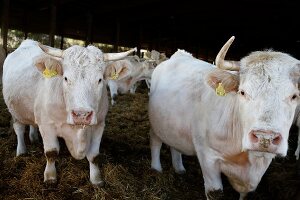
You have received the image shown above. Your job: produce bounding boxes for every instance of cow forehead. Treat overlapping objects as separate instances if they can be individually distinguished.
[63,45,105,70]
[239,51,299,97]
[240,51,299,72]
[240,51,299,81]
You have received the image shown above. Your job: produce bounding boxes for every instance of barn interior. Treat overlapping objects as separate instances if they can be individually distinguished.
[1,0,300,60]
[0,0,300,200]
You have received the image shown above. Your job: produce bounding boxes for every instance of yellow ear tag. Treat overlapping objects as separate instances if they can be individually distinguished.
[110,71,119,80]
[216,82,226,96]
[43,68,58,78]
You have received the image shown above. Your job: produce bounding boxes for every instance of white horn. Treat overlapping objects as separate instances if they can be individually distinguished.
[103,47,137,61]
[38,43,64,58]
[215,36,240,71]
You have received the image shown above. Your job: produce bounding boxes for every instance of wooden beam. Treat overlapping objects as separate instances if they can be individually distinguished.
[1,0,10,53]
[114,19,120,52]
[136,24,143,57]
[22,5,28,40]
[85,12,93,47]
[49,0,58,47]
[60,35,64,49]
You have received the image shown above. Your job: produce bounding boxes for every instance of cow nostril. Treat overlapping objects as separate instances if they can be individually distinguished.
[72,110,93,118]
[72,111,78,117]
[272,135,282,145]
[86,111,93,121]
[250,132,259,143]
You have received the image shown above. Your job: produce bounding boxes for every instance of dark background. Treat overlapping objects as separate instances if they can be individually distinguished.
[1,0,300,60]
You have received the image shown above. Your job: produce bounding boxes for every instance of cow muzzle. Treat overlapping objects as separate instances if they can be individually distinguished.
[71,110,93,125]
[248,130,282,154]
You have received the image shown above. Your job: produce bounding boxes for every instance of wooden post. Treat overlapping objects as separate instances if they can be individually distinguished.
[49,0,57,47]
[23,5,28,40]
[136,24,143,57]
[85,12,93,47]
[1,0,10,53]
[60,35,64,49]
[114,19,120,52]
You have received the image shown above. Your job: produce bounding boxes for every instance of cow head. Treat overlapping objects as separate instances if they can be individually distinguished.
[35,44,136,126]
[208,36,300,156]
[141,59,156,79]
[106,56,156,92]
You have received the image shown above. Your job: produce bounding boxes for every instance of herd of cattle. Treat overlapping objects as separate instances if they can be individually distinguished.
[0,36,299,199]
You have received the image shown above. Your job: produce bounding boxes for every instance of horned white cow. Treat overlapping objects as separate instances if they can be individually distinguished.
[2,39,135,185]
[107,55,156,105]
[148,36,300,199]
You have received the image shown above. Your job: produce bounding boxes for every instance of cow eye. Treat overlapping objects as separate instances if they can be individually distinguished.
[239,90,245,96]
[64,77,68,82]
[98,78,102,84]
[291,94,298,100]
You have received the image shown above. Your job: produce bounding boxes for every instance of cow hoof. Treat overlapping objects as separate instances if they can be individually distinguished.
[175,169,186,174]
[93,180,105,188]
[16,148,27,157]
[29,136,39,144]
[206,189,224,200]
[44,179,57,188]
[150,167,162,173]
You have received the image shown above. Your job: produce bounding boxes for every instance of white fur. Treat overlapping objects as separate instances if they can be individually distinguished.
[2,39,125,185]
[149,49,300,199]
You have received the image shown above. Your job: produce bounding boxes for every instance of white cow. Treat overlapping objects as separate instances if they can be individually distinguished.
[293,106,300,160]
[142,50,168,90]
[2,39,135,185]
[107,55,156,105]
[148,36,300,199]
[144,49,168,65]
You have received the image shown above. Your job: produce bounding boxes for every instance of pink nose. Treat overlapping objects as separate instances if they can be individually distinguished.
[72,110,93,125]
[249,130,282,152]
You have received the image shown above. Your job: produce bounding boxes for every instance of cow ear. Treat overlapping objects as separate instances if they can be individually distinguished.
[34,55,63,76]
[104,60,130,81]
[206,69,239,94]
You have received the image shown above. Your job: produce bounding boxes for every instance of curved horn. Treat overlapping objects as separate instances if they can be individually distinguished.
[103,47,137,61]
[38,43,64,57]
[215,36,240,71]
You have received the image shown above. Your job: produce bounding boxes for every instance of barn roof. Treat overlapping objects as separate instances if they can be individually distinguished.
[1,0,300,59]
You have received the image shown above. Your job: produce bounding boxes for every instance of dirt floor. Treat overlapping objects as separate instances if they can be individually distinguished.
[0,84,299,200]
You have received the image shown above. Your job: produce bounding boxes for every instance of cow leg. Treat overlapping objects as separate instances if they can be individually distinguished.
[108,80,118,105]
[86,125,104,186]
[130,83,137,94]
[170,147,186,174]
[13,121,26,156]
[239,192,247,200]
[44,150,58,184]
[295,130,300,160]
[145,79,151,95]
[39,126,60,184]
[196,151,223,199]
[145,79,151,89]
[150,129,162,172]
[29,125,39,143]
